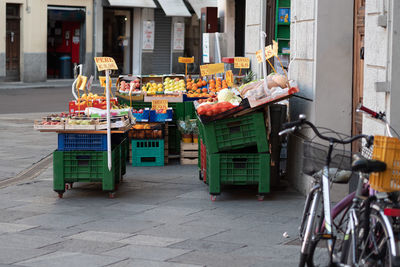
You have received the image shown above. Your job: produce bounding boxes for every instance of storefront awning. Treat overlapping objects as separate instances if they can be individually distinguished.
[106,0,156,8]
[187,0,217,18]
[158,0,191,17]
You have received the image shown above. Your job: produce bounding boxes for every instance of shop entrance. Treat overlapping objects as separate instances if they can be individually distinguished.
[103,9,131,76]
[352,0,365,152]
[47,6,86,79]
[6,4,21,81]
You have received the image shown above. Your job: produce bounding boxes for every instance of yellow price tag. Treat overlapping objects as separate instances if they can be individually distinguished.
[226,70,233,87]
[256,45,276,63]
[273,40,279,56]
[99,76,112,88]
[200,63,225,76]
[152,100,169,111]
[234,57,250,69]
[94,57,118,71]
[178,57,194,64]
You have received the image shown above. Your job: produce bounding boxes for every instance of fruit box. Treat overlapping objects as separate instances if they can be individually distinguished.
[144,93,183,103]
[34,120,65,130]
[96,116,130,130]
[141,75,163,85]
[131,108,150,122]
[149,108,173,122]
[195,98,250,124]
[129,123,164,139]
[65,118,98,130]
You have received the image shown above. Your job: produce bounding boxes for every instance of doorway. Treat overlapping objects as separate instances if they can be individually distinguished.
[6,4,21,81]
[352,0,365,152]
[103,9,132,76]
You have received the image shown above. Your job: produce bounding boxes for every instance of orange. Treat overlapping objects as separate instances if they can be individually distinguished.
[202,80,207,86]
[187,84,192,90]
[202,88,208,93]
[197,81,202,87]
[187,78,191,82]
[196,89,201,93]
[192,85,198,90]
[209,79,214,83]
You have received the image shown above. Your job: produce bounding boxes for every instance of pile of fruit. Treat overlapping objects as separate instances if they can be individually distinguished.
[196,101,236,117]
[131,123,163,139]
[142,82,164,95]
[164,77,186,93]
[37,113,68,126]
[209,78,228,93]
[186,78,211,98]
[77,93,106,102]
[119,79,141,94]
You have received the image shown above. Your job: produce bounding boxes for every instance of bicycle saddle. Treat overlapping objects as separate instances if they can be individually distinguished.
[352,154,386,173]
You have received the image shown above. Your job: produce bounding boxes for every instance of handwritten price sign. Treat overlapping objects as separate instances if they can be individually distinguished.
[200,63,225,76]
[226,70,233,87]
[152,100,168,111]
[234,57,250,69]
[94,57,118,71]
[178,57,194,64]
[256,41,279,63]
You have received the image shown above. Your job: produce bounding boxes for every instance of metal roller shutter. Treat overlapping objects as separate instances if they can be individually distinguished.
[152,9,172,74]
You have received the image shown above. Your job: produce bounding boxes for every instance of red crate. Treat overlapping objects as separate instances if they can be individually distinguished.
[69,98,118,114]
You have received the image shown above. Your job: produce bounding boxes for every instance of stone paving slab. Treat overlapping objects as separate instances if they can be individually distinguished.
[104,244,191,261]
[39,239,127,255]
[0,248,53,265]
[118,234,184,247]
[0,233,63,249]
[107,258,203,267]
[15,251,122,267]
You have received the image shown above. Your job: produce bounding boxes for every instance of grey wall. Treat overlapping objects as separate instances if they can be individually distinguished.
[287,0,354,197]
[390,0,400,133]
[0,53,5,78]
[22,53,46,82]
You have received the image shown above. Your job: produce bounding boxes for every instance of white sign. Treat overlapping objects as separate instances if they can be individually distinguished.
[173,22,185,50]
[142,21,154,50]
[202,33,210,63]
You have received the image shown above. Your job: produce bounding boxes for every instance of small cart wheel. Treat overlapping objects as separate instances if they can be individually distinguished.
[65,183,72,190]
[210,195,217,202]
[108,192,116,199]
[58,193,64,198]
[257,195,265,201]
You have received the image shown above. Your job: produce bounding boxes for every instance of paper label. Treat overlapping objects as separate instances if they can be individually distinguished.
[226,70,233,87]
[200,63,225,76]
[94,57,118,71]
[152,100,168,110]
[234,57,250,69]
[179,57,194,64]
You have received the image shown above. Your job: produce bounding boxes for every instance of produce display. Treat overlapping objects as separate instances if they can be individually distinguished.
[131,123,163,139]
[119,79,141,94]
[142,82,164,95]
[164,77,186,94]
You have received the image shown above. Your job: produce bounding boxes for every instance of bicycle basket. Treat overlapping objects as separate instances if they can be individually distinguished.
[369,135,400,192]
[303,140,352,176]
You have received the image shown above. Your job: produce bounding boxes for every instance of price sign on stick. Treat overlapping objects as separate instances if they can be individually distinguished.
[94,57,118,171]
[178,57,194,77]
[226,70,233,87]
[200,63,225,77]
[152,100,168,111]
[234,57,250,69]
[256,46,277,73]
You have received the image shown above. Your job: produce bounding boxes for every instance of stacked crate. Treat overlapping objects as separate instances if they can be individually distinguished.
[54,133,125,198]
[129,123,165,167]
[198,112,271,200]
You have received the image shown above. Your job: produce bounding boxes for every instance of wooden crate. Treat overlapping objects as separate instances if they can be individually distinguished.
[180,141,198,165]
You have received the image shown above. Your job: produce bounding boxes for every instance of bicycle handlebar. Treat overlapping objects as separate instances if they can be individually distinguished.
[279,114,374,146]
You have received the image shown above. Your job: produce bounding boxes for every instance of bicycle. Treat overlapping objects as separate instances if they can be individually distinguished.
[340,105,400,266]
[279,114,374,267]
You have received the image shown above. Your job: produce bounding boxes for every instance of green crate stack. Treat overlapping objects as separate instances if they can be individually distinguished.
[120,138,127,176]
[207,153,270,195]
[184,101,196,119]
[132,139,164,167]
[130,102,185,121]
[168,124,181,155]
[202,112,269,154]
[199,111,270,198]
[53,145,121,197]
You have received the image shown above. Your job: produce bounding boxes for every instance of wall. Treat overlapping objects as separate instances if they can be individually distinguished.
[218,0,235,57]
[287,0,354,199]
[362,0,391,136]
[0,0,93,82]
[141,8,155,74]
[244,0,266,79]
[171,17,185,74]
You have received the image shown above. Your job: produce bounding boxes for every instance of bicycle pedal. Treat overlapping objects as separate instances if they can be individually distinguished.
[320,234,333,239]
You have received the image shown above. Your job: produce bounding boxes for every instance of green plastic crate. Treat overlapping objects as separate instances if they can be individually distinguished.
[202,112,269,154]
[132,139,164,166]
[53,145,121,193]
[184,101,196,119]
[207,153,270,195]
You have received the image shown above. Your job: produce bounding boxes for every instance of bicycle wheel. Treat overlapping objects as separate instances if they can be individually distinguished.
[299,188,323,267]
[357,206,393,266]
[307,197,351,266]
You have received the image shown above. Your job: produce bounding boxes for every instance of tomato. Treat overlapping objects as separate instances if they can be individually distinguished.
[205,110,214,116]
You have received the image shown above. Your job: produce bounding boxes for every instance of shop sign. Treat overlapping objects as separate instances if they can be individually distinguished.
[143,21,155,50]
[173,22,185,50]
[178,57,194,64]
[226,70,233,87]
[152,100,168,111]
[94,57,118,71]
[200,63,225,76]
[234,57,250,69]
